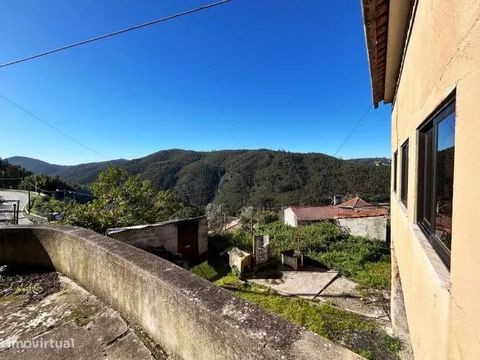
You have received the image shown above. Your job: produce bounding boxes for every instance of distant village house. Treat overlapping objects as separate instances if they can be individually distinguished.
[283,197,388,241]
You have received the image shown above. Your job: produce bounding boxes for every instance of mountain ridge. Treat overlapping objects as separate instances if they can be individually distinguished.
[7,149,390,214]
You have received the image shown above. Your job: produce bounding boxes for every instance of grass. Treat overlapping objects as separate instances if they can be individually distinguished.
[209,221,392,290]
[193,264,401,360]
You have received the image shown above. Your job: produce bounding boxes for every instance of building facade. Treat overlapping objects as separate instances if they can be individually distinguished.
[283,197,388,241]
[362,0,480,358]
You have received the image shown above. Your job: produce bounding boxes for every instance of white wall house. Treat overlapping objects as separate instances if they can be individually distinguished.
[283,197,388,241]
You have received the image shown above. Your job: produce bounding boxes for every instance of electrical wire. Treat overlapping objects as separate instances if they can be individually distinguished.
[0,93,108,160]
[0,0,232,69]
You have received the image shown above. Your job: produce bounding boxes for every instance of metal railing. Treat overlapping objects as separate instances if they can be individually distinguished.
[0,200,20,224]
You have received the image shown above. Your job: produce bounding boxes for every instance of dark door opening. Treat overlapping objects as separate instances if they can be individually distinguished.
[178,221,199,262]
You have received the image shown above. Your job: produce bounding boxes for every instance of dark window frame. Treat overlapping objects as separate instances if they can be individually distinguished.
[417,95,455,269]
[400,140,409,206]
[393,151,398,193]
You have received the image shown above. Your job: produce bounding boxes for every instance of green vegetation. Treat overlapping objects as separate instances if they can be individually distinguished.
[13,283,43,296]
[30,196,64,218]
[8,150,390,214]
[192,266,401,360]
[210,221,391,290]
[0,157,31,188]
[68,305,100,326]
[60,167,192,233]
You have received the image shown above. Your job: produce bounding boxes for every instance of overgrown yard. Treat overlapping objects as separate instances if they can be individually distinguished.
[191,262,401,360]
[194,222,398,359]
[209,221,391,290]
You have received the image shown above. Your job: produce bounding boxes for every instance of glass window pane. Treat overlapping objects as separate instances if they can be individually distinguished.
[424,129,433,229]
[393,151,397,192]
[435,113,455,250]
[401,142,408,205]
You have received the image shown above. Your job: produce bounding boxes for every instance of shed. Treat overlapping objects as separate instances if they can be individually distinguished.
[106,217,208,262]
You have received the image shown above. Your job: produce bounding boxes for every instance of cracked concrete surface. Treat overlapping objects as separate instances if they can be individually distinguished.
[250,266,389,320]
[0,275,160,359]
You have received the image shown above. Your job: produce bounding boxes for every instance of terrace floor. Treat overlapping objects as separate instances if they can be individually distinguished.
[250,266,389,320]
[0,270,167,359]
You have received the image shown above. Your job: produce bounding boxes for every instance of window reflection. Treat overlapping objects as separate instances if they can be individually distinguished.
[435,114,455,250]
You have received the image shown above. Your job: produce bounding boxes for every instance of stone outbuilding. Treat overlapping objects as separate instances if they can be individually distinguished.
[283,197,389,241]
[106,217,208,262]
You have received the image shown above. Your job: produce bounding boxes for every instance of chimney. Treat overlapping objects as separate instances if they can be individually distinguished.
[333,195,342,206]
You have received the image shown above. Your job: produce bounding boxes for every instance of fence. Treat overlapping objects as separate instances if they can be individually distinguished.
[0,200,20,224]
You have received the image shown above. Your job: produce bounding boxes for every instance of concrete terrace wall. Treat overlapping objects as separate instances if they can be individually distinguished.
[0,225,360,360]
[336,216,387,241]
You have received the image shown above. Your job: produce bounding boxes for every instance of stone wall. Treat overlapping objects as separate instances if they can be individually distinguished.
[336,216,387,241]
[0,225,360,360]
[106,217,208,257]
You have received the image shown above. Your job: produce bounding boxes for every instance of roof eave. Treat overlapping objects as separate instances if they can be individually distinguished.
[361,0,413,107]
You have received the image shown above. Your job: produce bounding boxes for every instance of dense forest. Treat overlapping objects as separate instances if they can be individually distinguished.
[9,150,390,214]
[0,158,32,188]
[0,157,88,200]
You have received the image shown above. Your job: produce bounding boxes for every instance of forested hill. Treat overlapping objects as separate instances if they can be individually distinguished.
[0,158,32,188]
[8,149,390,214]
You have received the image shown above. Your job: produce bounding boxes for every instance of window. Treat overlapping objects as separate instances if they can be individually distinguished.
[417,97,455,268]
[400,140,409,206]
[393,151,398,193]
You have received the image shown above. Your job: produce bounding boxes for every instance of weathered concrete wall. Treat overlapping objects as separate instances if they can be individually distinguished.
[283,208,298,227]
[390,0,480,358]
[106,217,208,257]
[108,222,179,254]
[0,225,360,360]
[336,216,387,241]
[197,217,208,255]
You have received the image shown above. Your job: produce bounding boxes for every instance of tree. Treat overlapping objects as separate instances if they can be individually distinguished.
[61,167,188,233]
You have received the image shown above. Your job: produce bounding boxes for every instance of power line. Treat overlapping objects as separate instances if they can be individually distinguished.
[0,0,232,69]
[0,93,108,160]
[333,105,372,158]
[332,77,396,158]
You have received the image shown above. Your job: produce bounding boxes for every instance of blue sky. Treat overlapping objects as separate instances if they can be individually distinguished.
[0,0,391,165]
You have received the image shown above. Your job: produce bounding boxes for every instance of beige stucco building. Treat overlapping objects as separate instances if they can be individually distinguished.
[362,0,480,358]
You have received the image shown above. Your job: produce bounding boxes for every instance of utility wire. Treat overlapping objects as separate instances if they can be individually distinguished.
[333,105,372,158]
[0,0,232,69]
[0,93,108,160]
[333,77,396,158]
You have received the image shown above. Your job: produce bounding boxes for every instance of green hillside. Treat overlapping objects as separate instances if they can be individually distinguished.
[8,149,390,214]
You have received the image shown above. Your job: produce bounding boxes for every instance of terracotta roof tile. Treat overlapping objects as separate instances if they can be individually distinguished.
[337,197,372,208]
[289,197,388,221]
[290,206,339,221]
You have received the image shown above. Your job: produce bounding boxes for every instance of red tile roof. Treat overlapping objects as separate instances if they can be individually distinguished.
[289,197,388,221]
[289,206,339,221]
[337,196,372,208]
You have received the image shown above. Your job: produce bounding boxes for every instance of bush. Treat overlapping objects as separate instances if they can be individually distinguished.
[210,221,391,289]
[30,196,64,218]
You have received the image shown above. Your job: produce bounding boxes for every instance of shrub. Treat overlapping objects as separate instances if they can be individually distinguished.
[210,221,391,290]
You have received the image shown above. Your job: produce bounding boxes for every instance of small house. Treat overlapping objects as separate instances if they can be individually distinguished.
[283,197,388,241]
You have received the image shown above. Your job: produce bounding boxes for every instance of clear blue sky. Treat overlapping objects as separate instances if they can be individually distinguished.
[0,0,391,165]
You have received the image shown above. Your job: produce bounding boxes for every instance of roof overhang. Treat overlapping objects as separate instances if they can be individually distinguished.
[362,0,414,107]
